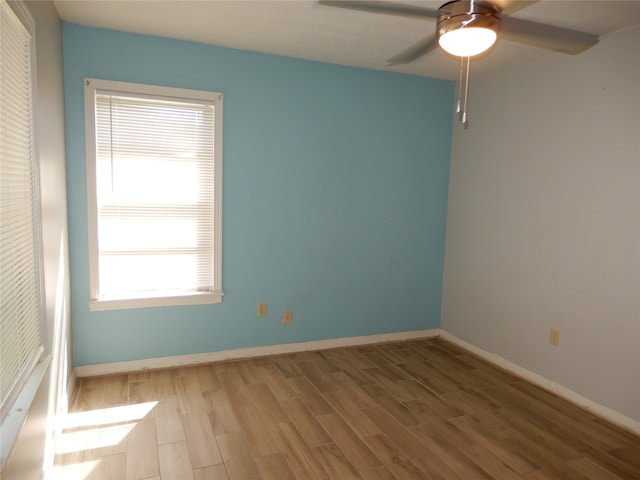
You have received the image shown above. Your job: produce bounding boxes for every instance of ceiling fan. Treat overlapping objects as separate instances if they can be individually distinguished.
[320,0,599,127]
[318,0,599,65]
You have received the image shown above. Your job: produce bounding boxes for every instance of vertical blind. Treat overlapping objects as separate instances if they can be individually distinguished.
[0,0,43,418]
[94,91,216,298]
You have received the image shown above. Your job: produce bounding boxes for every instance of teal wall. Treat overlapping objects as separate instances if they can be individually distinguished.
[63,23,453,366]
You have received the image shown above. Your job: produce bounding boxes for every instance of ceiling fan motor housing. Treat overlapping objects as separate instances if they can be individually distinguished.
[437,0,501,56]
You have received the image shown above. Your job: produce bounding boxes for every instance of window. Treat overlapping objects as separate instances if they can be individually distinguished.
[84,79,223,310]
[0,0,44,420]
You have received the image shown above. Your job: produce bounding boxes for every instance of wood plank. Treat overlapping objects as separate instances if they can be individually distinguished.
[296,360,340,393]
[236,359,271,385]
[399,379,463,418]
[594,446,640,480]
[73,386,105,412]
[85,453,127,480]
[125,417,159,479]
[103,375,129,406]
[268,355,304,379]
[502,436,592,480]
[155,396,186,444]
[80,376,106,390]
[462,443,528,480]
[158,441,195,480]
[525,469,565,480]
[325,390,381,438]
[321,353,376,387]
[216,431,262,480]
[281,396,332,447]
[369,466,399,480]
[151,369,178,398]
[303,350,341,374]
[288,376,334,415]
[259,362,299,401]
[361,367,414,402]
[416,411,474,450]
[362,406,430,458]
[255,453,297,480]
[176,374,208,414]
[205,389,243,435]
[194,364,223,392]
[128,371,151,383]
[363,434,430,480]
[56,421,128,458]
[194,464,230,480]
[217,367,246,393]
[183,411,224,468]
[54,450,103,480]
[226,386,279,457]
[246,382,289,425]
[412,453,466,480]
[312,442,362,480]
[485,408,582,462]
[448,414,539,475]
[270,422,330,479]
[567,457,626,480]
[409,423,496,480]
[128,380,155,407]
[361,383,421,427]
[316,412,383,472]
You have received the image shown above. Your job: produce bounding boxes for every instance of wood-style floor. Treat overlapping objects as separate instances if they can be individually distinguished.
[53,338,640,480]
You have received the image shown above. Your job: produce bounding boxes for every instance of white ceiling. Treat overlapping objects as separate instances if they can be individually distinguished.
[53,0,640,80]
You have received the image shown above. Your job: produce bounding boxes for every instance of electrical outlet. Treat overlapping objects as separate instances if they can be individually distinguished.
[282,310,293,325]
[549,328,560,347]
[257,302,267,317]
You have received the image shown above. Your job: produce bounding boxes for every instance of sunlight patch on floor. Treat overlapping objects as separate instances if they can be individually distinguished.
[56,423,135,455]
[51,459,101,479]
[53,401,158,480]
[61,401,157,429]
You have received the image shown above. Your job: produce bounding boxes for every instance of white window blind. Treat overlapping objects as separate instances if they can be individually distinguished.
[86,79,223,309]
[0,0,43,418]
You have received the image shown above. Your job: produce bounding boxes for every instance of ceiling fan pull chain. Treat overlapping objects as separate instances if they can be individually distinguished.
[456,56,464,120]
[462,55,470,128]
[457,56,470,128]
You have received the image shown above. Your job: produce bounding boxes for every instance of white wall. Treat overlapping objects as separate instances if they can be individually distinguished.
[442,26,640,423]
[2,1,72,478]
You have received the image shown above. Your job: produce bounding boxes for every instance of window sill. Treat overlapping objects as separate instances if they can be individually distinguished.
[89,291,223,311]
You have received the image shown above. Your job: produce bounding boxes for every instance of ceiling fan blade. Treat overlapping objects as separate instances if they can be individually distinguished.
[498,0,539,16]
[318,0,439,20]
[386,35,438,65]
[501,16,599,54]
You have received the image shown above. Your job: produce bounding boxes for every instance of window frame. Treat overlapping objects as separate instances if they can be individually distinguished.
[84,78,223,311]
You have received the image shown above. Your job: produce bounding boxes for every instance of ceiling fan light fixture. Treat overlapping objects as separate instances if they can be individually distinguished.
[439,27,497,57]
[437,0,501,57]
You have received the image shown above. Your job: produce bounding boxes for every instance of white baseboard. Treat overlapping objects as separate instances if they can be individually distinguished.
[440,331,640,438]
[74,329,442,378]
